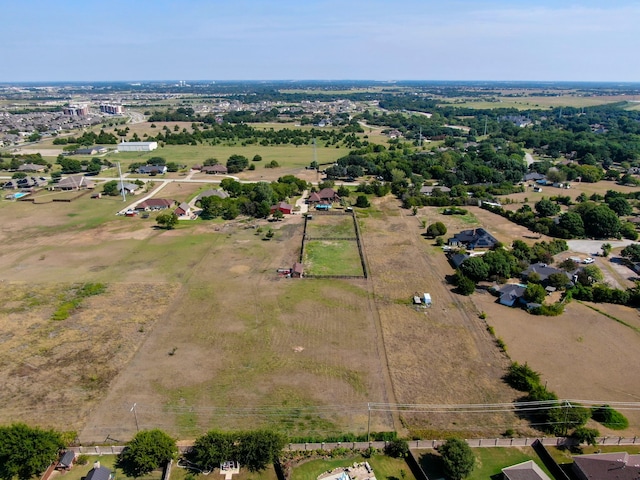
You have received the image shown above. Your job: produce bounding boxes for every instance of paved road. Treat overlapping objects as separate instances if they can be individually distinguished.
[567,239,636,255]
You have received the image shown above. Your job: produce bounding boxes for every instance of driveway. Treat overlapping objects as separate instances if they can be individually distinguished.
[295,190,309,214]
[567,239,636,255]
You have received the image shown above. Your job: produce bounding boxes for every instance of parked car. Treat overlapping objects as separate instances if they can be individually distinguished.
[583,257,595,264]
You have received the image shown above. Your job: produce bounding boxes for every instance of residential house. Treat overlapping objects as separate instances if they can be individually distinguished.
[57,451,75,470]
[137,165,167,175]
[307,192,322,204]
[75,146,107,155]
[136,198,173,211]
[175,202,191,218]
[201,164,228,174]
[85,466,112,480]
[118,182,139,195]
[420,185,451,196]
[523,172,546,183]
[196,189,229,202]
[291,262,304,278]
[521,263,571,285]
[573,452,640,480]
[447,228,499,250]
[448,253,470,269]
[498,284,527,307]
[271,201,293,215]
[55,175,95,190]
[502,460,552,480]
[17,163,46,172]
[317,187,340,203]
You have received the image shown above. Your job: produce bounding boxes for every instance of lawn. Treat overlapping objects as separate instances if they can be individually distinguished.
[415,447,552,480]
[306,216,357,238]
[170,464,278,480]
[291,455,415,480]
[546,445,640,465]
[303,240,364,276]
[60,455,161,480]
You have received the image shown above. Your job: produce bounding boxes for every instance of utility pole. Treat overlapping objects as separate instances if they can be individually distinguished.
[130,403,140,432]
[117,161,126,202]
[562,400,571,437]
[367,402,371,442]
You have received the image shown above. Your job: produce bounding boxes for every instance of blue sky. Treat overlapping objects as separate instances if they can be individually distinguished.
[1,0,638,82]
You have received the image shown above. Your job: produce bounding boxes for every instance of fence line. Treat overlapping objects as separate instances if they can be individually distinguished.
[68,436,640,455]
[351,211,368,278]
[304,237,358,241]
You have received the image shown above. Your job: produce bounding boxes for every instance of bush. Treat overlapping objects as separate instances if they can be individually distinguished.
[384,439,409,458]
[355,195,370,208]
[591,405,629,430]
[504,362,541,392]
[572,427,600,446]
[439,438,475,480]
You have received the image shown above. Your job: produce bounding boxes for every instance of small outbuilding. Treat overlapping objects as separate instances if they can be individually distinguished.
[271,201,293,215]
[423,293,432,307]
[57,451,75,470]
[291,262,304,278]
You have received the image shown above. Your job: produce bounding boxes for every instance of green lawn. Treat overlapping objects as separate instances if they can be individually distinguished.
[546,445,640,465]
[65,455,161,480]
[415,447,552,480]
[291,455,415,480]
[170,463,278,480]
[306,216,357,238]
[303,240,364,276]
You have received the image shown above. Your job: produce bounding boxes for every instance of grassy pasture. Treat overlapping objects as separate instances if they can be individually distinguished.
[303,240,364,277]
[440,94,637,110]
[306,215,356,238]
[291,454,416,480]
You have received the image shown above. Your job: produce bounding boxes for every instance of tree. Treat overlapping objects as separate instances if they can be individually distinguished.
[555,212,585,238]
[102,180,119,196]
[455,273,476,296]
[459,257,489,282]
[226,154,249,173]
[606,196,632,217]
[337,185,351,198]
[0,423,64,480]
[523,283,546,304]
[535,198,560,217]
[547,272,570,290]
[426,222,447,238]
[439,438,475,480]
[236,431,285,472]
[572,427,600,447]
[583,205,621,239]
[272,209,284,221]
[576,265,604,286]
[601,243,612,258]
[188,431,235,471]
[621,222,638,241]
[252,154,262,162]
[622,243,640,262]
[156,212,178,230]
[591,405,629,430]
[355,195,370,208]
[384,439,409,458]
[117,429,177,477]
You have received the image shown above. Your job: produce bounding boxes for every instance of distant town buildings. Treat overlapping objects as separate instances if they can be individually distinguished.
[63,105,89,116]
[100,104,124,114]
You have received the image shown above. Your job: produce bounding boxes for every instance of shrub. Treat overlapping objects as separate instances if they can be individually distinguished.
[572,427,600,446]
[591,405,629,430]
[384,439,409,458]
[504,362,541,392]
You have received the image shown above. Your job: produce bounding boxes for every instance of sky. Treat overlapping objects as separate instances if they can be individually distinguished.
[1,0,639,82]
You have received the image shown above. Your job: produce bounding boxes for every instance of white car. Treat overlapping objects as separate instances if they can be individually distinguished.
[583,257,595,264]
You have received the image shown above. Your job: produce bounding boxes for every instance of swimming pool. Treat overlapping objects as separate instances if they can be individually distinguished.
[13,192,29,199]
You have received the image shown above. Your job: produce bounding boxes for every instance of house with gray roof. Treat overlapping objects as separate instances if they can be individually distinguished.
[55,175,95,190]
[498,284,527,307]
[573,452,640,480]
[17,163,46,172]
[196,189,229,202]
[521,263,572,285]
[85,466,112,480]
[201,164,228,174]
[448,228,498,250]
[502,460,552,480]
[420,185,451,196]
[118,182,139,194]
[137,165,167,175]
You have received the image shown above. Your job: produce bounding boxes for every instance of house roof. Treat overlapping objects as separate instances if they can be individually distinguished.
[138,165,166,173]
[85,467,111,480]
[138,198,173,208]
[197,189,229,201]
[18,163,45,171]
[59,451,75,468]
[524,172,546,182]
[449,253,470,269]
[502,460,552,480]
[175,202,190,214]
[202,164,227,173]
[118,182,138,191]
[272,201,292,211]
[522,263,569,282]
[499,284,526,306]
[57,175,94,189]
[308,192,321,202]
[318,187,339,200]
[292,262,304,274]
[448,228,498,249]
[420,185,451,195]
[573,452,640,480]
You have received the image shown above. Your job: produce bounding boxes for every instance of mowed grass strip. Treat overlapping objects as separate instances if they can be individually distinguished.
[304,240,363,276]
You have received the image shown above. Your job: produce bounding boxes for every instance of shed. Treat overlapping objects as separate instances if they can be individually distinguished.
[291,262,304,278]
[57,451,75,470]
[423,293,432,306]
[413,296,422,305]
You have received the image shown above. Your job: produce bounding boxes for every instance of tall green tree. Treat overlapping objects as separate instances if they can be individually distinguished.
[0,423,64,480]
[117,429,177,477]
[156,212,178,229]
[535,198,560,217]
[439,438,475,480]
[583,205,620,239]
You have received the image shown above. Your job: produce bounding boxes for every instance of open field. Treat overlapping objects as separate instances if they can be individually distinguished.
[306,215,357,238]
[442,94,640,110]
[415,446,551,480]
[171,464,278,480]
[290,454,415,480]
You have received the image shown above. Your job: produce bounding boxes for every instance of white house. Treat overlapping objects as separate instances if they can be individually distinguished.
[117,141,158,152]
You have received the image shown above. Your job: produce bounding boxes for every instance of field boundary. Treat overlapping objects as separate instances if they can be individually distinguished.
[300,210,368,279]
[67,435,640,454]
